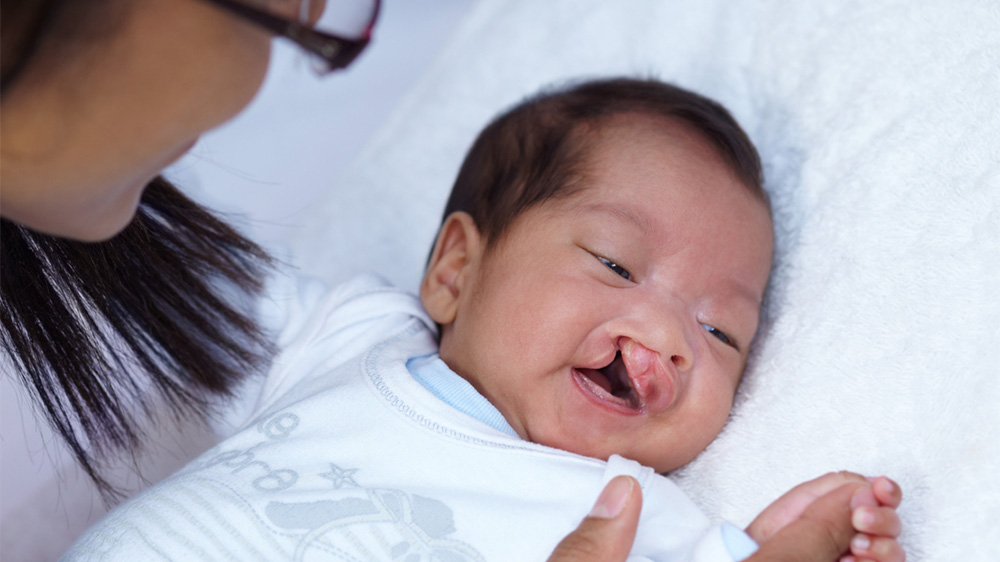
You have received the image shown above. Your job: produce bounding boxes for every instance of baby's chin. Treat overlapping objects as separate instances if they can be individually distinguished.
[615,451,689,474]
[533,432,690,474]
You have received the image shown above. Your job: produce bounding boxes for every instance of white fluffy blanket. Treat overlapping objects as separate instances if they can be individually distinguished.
[290,1,1000,559]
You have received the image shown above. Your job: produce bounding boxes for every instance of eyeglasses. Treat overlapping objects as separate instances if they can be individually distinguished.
[202,0,380,74]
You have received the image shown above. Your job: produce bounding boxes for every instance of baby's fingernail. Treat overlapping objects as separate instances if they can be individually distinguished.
[853,507,875,529]
[589,476,634,519]
[879,477,896,495]
[852,534,871,552]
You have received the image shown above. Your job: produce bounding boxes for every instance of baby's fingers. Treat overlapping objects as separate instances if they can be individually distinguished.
[852,505,902,537]
[849,533,906,562]
[869,476,903,508]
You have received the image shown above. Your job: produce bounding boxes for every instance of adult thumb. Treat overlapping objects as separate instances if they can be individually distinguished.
[548,475,643,562]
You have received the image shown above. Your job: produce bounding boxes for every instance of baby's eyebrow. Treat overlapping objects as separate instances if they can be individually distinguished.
[576,202,651,232]
[716,285,765,340]
[729,279,765,309]
[721,286,765,340]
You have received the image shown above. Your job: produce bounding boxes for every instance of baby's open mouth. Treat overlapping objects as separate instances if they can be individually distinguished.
[576,351,641,410]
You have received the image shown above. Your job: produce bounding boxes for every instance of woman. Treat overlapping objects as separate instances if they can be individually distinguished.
[0,1,875,560]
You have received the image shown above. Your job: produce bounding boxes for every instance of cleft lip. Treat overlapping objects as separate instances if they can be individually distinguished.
[616,337,677,414]
[572,337,677,416]
[600,351,642,409]
[572,366,645,415]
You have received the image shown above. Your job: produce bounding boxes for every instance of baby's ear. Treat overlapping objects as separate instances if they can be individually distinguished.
[420,212,482,325]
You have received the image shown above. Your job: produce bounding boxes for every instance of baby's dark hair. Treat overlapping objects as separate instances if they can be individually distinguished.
[440,77,765,245]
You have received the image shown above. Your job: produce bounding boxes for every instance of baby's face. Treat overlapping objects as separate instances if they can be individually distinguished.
[438,118,774,472]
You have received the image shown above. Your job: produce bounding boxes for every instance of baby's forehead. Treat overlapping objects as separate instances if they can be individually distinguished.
[570,112,768,209]
[582,113,727,165]
[549,117,775,266]
[569,116,750,195]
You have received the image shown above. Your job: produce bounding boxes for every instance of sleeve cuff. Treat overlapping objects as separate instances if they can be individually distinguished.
[686,522,759,562]
[720,522,759,561]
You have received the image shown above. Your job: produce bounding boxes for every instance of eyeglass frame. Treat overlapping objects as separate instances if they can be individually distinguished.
[202,0,380,74]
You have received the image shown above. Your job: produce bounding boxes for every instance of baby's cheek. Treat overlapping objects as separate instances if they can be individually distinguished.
[675,394,734,466]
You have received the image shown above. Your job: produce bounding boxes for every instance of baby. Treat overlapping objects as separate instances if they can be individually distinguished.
[64,78,903,561]
[416,77,903,559]
[421,78,773,475]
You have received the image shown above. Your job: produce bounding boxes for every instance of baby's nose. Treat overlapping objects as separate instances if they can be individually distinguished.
[670,349,690,371]
[621,298,694,373]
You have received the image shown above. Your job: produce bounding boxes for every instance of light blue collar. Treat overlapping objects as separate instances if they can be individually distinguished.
[407,353,518,437]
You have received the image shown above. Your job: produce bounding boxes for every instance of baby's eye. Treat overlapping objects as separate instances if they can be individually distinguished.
[597,256,632,281]
[701,323,737,349]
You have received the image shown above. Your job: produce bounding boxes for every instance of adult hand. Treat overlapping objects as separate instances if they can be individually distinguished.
[746,471,870,544]
[745,482,871,562]
[548,475,642,562]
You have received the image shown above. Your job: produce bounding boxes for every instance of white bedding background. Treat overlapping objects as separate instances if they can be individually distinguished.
[287,0,1000,560]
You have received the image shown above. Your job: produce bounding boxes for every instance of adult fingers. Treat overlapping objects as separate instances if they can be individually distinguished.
[745,482,866,562]
[547,475,642,562]
[745,470,869,544]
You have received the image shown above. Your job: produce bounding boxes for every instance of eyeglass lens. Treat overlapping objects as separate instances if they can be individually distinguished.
[308,0,379,39]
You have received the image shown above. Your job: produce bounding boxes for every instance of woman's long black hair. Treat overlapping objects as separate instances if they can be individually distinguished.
[1,181,276,502]
[1,0,275,501]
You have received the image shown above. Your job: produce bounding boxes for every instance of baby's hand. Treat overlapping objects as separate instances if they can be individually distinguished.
[840,476,904,562]
[746,472,904,562]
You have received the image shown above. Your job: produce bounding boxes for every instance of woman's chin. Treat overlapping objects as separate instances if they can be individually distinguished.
[56,181,148,242]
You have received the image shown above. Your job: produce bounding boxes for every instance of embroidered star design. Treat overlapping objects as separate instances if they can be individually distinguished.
[319,464,359,488]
